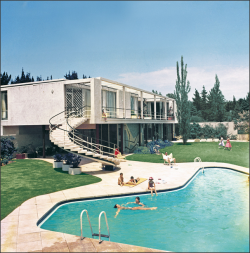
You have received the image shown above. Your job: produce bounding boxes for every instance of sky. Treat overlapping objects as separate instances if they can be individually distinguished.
[1,1,249,101]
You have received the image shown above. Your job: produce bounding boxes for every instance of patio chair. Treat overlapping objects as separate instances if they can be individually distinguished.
[162,153,175,166]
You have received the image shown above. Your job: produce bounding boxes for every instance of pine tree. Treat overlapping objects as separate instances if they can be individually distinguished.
[207,75,225,122]
[200,85,208,120]
[0,72,11,85]
[166,93,176,99]
[192,88,201,111]
[174,56,191,144]
[65,71,78,80]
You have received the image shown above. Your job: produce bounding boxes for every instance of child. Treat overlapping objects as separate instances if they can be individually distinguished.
[218,137,224,148]
[102,109,107,122]
[148,177,157,196]
[118,173,124,186]
[224,137,232,151]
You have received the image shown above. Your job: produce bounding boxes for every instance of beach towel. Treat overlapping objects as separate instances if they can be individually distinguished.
[123,178,147,187]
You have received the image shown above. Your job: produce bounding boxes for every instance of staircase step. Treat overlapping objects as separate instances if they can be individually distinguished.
[71,147,83,152]
[93,153,101,158]
[107,157,113,161]
[78,149,88,154]
[86,151,94,156]
[100,155,108,159]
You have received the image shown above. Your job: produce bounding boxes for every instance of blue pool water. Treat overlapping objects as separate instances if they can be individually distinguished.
[39,169,249,252]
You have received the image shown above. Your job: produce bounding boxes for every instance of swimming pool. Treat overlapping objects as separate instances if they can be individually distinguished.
[39,168,249,252]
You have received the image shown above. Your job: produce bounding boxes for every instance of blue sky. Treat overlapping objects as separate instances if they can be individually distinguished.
[1,1,249,100]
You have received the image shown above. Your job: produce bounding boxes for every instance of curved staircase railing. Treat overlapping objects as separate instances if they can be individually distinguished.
[49,106,120,166]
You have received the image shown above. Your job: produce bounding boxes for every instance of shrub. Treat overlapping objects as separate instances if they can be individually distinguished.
[134,139,173,154]
[53,153,63,162]
[1,136,17,165]
[71,155,82,168]
[214,123,228,139]
[63,153,74,165]
[133,146,150,154]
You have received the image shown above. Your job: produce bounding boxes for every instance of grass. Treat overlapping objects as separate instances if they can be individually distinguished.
[126,142,249,168]
[1,159,101,220]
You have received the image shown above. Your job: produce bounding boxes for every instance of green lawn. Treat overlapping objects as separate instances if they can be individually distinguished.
[1,159,101,220]
[126,142,249,168]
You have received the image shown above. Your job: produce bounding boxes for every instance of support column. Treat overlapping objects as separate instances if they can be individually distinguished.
[90,78,101,123]
[140,91,143,119]
[154,95,156,119]
[123,86,126,118]
[173,123,175,140]
[164,100,167,119]
[42,125,45,158]
[121,124,124,154]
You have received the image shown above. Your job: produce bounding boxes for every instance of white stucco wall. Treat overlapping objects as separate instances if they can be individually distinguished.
[1,80,65,126]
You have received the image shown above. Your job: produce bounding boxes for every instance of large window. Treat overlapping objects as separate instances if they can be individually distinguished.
[102,90,116,118]
[131,96,138,118]
[1,91,8,120]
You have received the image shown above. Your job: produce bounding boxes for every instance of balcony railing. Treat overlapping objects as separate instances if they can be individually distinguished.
[102,107,175,121]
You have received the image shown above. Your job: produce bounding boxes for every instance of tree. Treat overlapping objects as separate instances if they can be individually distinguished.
[11,68,34,84]
[166,93,176,99]
[192,88,201,111]
[64,71,78,80]
[200,85,208,120]
[207,75,225,122]
[36,76,42,81]
[174,56,191,144]
[0,72,11,85]
[234,110,249,134]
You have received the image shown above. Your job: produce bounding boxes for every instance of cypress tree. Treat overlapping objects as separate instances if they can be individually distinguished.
[174,56,191,144]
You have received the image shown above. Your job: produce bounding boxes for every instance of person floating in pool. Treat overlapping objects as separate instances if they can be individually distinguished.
[127,197,144,206]
[148,177,158,196]
[114,204,157,218]
[224,136,232,151]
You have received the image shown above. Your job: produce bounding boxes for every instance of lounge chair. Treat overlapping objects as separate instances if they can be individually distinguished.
[162,153,175,165]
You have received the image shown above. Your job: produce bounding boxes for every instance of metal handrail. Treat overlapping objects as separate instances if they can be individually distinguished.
[98,211,110,243]
[80,210,94,240]
[49,106,118,159]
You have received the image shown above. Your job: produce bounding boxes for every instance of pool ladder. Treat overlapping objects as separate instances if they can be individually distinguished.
[194,157,204,173]
[80,210,110,243]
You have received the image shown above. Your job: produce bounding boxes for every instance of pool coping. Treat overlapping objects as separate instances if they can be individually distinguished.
[1,160,249,252]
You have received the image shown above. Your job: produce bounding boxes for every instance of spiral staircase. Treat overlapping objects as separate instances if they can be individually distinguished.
[49,107,120,166]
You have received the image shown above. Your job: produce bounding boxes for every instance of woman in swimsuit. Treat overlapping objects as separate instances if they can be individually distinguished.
[148,177,157,196]
[126,176,140,185]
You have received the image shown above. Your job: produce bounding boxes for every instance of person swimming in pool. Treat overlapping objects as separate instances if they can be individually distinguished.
[114,204,157,218]
[127,197,145,206]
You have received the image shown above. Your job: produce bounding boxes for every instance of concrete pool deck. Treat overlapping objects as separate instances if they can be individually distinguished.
[1,158,249,252]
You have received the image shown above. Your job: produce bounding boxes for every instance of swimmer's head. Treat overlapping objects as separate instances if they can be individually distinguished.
[114,204,118,208]
[135,197,140,202]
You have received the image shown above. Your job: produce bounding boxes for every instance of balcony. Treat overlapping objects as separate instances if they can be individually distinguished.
[102,107,175,121]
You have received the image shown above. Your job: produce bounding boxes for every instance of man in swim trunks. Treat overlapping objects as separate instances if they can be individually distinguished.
[114,204,157,218]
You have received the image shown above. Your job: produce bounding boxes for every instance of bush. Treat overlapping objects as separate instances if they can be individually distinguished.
[63,153,74,165]
[71,155,82,168]
[53,153,63,162]
[214,123,228,139]
[190,115,204,122]
[134,139,173,154]
[1,136,17,165]
[133,146,150,154]
[18,145,29,154]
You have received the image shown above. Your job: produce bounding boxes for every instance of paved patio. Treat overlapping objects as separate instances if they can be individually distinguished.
[1,157,249,252]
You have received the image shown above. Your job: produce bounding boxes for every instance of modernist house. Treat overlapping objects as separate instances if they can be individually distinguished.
[1,77,177,162]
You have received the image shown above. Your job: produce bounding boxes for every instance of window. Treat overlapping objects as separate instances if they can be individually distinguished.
[102,90,116,118]
[1,91,8,120]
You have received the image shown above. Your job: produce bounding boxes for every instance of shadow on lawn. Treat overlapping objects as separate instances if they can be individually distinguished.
[176,143,192,145]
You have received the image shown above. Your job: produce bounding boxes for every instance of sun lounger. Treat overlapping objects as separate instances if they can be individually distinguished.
[123,178,147,187]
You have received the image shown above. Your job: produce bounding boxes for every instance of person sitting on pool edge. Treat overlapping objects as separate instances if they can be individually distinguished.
[148,177,157,196]
[114,204,157,218]
[126,176,140,185]
[127,197,144,206]
[118,173,124,186]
